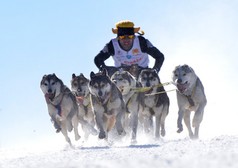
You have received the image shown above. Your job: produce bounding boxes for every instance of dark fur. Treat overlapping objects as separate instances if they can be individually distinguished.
[138,68,170,139]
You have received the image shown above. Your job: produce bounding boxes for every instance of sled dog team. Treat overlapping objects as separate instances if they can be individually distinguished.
[40,64,207,146]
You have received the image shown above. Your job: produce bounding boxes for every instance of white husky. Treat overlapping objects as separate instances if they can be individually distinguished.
[172,64,207,139]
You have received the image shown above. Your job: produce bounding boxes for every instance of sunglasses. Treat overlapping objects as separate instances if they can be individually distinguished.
[118,35,134,40]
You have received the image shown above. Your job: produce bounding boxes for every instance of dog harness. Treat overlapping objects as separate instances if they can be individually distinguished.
[111,36,149,67]
[45,89,67,117]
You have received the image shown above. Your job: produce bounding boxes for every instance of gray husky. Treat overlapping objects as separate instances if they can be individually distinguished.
[172,64,207,139]
[138,69,170,139]
[40,74,81,145]
[71,73,96,139]
[89,69,126,140]
[111,69,144,143]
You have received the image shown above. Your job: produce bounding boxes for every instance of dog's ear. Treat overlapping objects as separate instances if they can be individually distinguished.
[182,64,194,73]
[90,71,96,79]
[52,73,60,81]
[52,73,57,78]
[72,73,76,79]
[102,68,108,76]
[79,73,85,78]
[42,74,47,79]
[40,75,47,85]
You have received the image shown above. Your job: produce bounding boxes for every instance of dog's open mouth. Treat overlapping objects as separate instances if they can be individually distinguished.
[119,86,124,93]
[45,91,56,101]
[144,86,153,94]
[76,96,84,104]
[177,82,189,93]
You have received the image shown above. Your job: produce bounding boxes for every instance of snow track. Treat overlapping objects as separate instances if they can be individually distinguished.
[1,135,237,168]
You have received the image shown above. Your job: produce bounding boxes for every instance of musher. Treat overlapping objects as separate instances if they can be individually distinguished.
[94,20,165,74]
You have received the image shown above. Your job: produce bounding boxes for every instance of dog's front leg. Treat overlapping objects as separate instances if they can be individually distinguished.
[177,109,184,133]
[95,110,106,139]
[192,104,206,139]
[115,110,126,136]
[155,113,162,139]
[129,109,139,143]
[71,115,81,141]
[60,121,72,146]
[183,110,193,138]
[50,114,61,133]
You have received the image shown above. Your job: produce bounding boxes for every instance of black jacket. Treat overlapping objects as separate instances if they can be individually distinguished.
[94,36,164,72]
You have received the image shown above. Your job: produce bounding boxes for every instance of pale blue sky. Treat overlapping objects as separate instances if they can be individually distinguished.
[0,0,237,148]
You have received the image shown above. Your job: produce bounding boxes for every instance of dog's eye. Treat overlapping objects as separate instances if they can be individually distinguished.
[51,82,55,85]
[73,83,78,87]
[183,73,186,76]
[44,83,48,86]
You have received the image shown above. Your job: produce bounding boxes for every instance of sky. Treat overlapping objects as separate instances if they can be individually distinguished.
[0,0,238,149]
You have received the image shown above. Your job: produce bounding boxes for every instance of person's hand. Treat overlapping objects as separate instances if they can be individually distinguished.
[99,65,107,71]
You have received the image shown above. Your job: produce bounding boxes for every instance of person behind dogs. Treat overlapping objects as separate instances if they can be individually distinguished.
[94,20,165,74]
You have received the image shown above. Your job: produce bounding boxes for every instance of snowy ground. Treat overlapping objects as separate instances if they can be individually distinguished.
[0,133,238,168]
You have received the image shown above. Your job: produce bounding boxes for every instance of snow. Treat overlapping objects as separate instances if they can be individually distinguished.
[1,134,238,168]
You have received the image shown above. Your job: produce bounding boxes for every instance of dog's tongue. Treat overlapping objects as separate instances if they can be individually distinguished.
[177,83,187,93]
[119,86,124,93]
[45,93,54,102]
[145,87,153,94]
[76,96,84,104]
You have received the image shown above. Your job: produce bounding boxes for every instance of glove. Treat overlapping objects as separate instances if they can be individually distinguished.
[99,65,107,71]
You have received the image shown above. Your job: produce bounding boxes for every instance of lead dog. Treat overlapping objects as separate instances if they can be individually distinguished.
[111,69,144,143]
[172,64,207,139]
[138,68,170,139]
[40,74,81,146]
[89,69,126,140]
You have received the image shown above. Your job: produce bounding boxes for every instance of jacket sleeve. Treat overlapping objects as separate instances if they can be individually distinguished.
[138,36,164,72]
[94,40,115,70]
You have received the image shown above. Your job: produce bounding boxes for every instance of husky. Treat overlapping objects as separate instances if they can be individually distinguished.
[89,69,126,140]
[172,64,207,139]
[138,68,170,139]
[40,74,81,146]
[127,64,144,80]
[111,69,144,143]
[71,73,96,139]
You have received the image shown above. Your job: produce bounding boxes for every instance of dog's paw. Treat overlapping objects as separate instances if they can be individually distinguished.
[56,128,61,133]
[99,131,106,139]
[118,129,126,137]
[75,134,81,141]
[91,128,98,136]
[131,139,137,145]
[177,127,183,133]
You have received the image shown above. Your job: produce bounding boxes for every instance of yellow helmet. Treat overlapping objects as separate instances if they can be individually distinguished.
[112,20,144,35]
